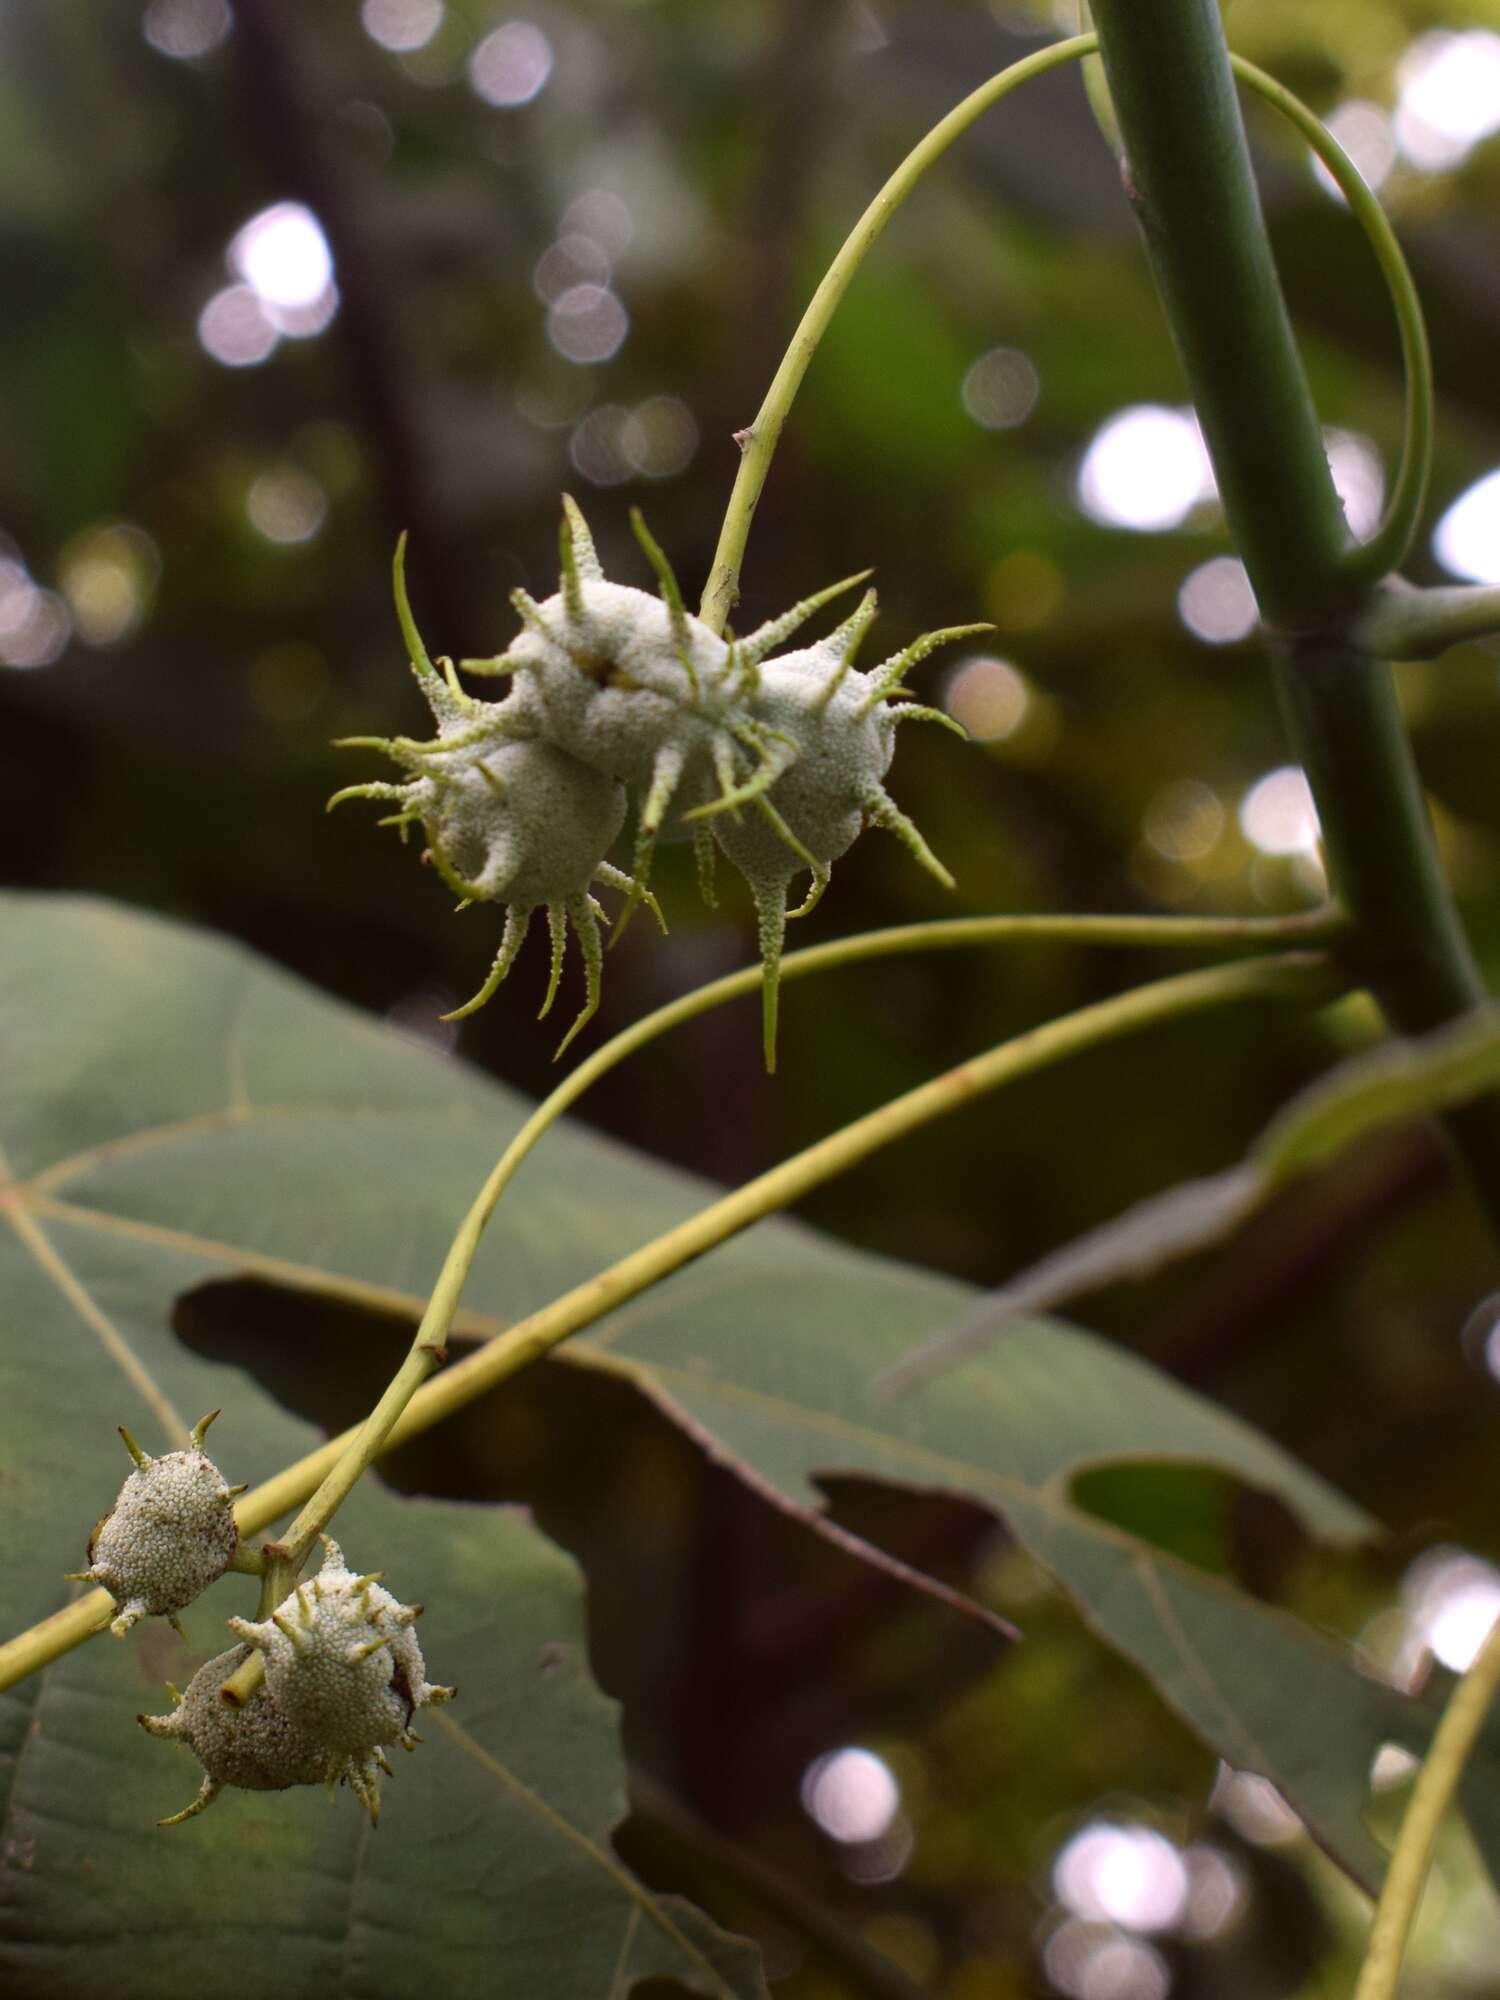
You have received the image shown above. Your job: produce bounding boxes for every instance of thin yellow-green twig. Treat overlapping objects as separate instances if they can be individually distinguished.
[1,943,1338,1695]
[699,38,1430,629]
[1353,1614,1500,2000]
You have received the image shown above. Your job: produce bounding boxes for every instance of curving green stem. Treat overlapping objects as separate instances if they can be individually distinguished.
[699,33,1096,634]
[699,34,1432,631]
[1229,58,1431,587]
[1353,1613,1500,2000]
[1,911,1340,1694]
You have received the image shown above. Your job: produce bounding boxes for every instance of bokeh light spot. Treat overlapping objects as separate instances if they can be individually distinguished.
[560,189,634,261]
[944,656,1030,741]
[1433,469,1500,584]
[143,0,231,60]
[800,1747,901,1845]
[1077,405,1214,531]
[1401,1547,1500,1672]
[230,202,334,311]
[547,283,629,365]
[246,467,328,545]
[1053,1822,1189,1934]
[569,405,632,486]
[961,345,1039,430]
[533,233,612,303]
[1177,555,1257,644]
[1144,779,1224,864]
[360,0,444,53]
[197,285,278,368]
[1042,1919,1171,2000]
[620,396,698,479]
[1239,766,1320,857]
[58,524,160,647]
[1395,31,1500,173]
[0,556,71,669]
[469,21,554,107]
[1326,428,1385,544]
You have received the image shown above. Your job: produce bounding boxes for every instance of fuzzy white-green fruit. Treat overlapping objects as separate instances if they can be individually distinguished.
[413,735,626,910]
[335,497,982,1064]
[138,1645,330,1823]
[224,1536,454,1824]
[69,1413,243,1638]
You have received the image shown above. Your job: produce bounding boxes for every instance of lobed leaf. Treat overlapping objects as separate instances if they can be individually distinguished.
[0,893,1477,1950]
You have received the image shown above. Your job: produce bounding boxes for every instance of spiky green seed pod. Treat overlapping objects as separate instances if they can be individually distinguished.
[223,1537,453,1825]
[335,497,982,1063]
[68,1412,244,1638]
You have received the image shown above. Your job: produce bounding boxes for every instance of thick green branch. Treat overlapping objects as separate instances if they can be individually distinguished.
[1089,0,1352,627]
[1089,0,1500,1231]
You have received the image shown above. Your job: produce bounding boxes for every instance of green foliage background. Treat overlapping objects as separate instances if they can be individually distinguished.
[4,2,1500,1994]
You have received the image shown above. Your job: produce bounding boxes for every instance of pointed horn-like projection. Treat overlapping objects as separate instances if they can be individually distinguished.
[558,506,584,622]
[890,702,968,740]
[693,822,718,909]
[189,1410,221,1449]
[595,859,665,934]
[864,787,955,888]
[786,861,831,922]
[510,587,558,647]
[629,507,694,671]
[859,622,993,711]
[560,493,604,581]
[442,904,532,1022]
[612,739,684,942]
[811,588,880,710]
[683,720,800,823]
[539,902,568,1020]
[751,877,788,1075]
[118,1427,152,1470]
[553,893,605,1061]
[392,533,456,721]
[327,780,412,814]
[737,570,875,666]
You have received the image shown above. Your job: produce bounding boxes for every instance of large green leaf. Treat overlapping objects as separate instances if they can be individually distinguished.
[0,900,767,2000]
[0,893,1441,1944]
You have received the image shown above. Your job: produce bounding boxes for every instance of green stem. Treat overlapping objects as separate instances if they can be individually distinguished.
[698,33,1098,634]
[700,30,1429,637]
[1089,0,1500,1233]
[1227,58,1431,587]
[0,940,1337,1695]
[1357,582,1500,661]
[1353,1614,1500,2000]
[1089,1,1350,627]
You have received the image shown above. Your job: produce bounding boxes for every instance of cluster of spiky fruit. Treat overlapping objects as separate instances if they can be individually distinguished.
[332,499,982,1065]
[69,1419,451,1827]
[140,1539,453,1827]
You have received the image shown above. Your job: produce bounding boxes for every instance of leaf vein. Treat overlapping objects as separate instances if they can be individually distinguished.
[431,1712,734,1997]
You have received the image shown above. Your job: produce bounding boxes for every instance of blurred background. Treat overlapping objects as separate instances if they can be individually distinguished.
[9,1,1500,1992]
